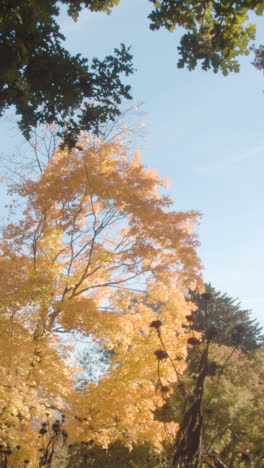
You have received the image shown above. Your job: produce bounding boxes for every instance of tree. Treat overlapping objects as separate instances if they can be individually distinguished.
[154,292,264,467]
[67,287,264,468]
[148,0,262,75]
[0,133,202,464]
[201,345,264,467]
[66,282,264,466]
[188,283,264,352]
[166,344,264,467]
[0,0,134,148]
[1,0,264,148]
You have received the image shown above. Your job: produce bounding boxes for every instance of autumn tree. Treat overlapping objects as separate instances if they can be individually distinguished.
[0,133,202,464]
[77,282,264,390]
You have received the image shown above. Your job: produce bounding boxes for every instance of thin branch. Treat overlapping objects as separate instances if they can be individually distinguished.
[72,272,143,298]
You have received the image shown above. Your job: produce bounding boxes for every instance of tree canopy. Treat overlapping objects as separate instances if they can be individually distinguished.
[0,133,202,465]
[0,131,263,466]
[1,0,264,147]
[188,283,264,351]
[148,0,263,74]
[0,0,133,148]
[1,1,264,465]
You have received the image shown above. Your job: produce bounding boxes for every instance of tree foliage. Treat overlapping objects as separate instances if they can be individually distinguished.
[1,0,264,148]
[148,0,263,75]
[154,291,264,467]
[163,343,264,467]
[0,133,202,464]
[0,131,263,467]
[51,286,264,468]
[252,44,264,70]
[63,441,170,467]
[0,0,133,148]
[188,283,264,351]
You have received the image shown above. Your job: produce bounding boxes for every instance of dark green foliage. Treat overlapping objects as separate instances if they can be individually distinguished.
[0,0,133,148]
[64,442,170,468]
[1,0,264,148]
[187,283,264,352]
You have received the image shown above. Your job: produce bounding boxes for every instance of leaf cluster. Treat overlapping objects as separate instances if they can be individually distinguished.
[0,0,133,148]
[148,0,263,74]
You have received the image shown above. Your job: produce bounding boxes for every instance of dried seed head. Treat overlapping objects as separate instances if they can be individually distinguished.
[185,314,193,322]
[161,385,170,393]
[52,423,61,433]
[150,320,162,329]
[154,349,168,360]
[39,428,47,435]
[187,337,201,346]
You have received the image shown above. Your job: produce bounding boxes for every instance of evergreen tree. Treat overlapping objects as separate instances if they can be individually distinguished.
[188,283,263,352]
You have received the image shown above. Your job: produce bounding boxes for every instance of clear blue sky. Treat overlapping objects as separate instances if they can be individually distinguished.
[1,0,264,326]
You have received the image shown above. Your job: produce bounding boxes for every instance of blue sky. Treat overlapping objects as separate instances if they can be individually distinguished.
[1,0,264,325]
